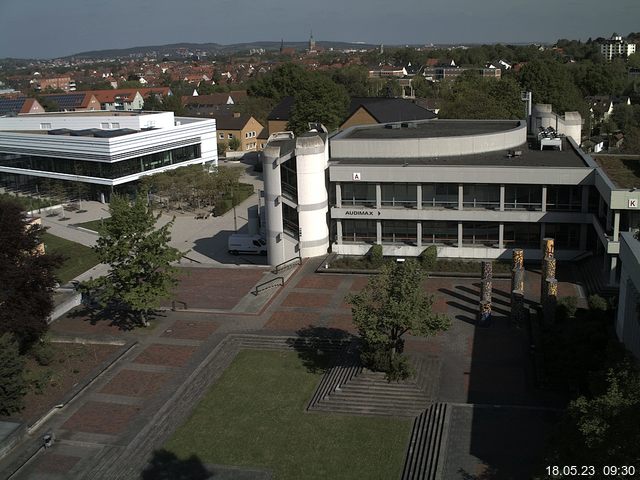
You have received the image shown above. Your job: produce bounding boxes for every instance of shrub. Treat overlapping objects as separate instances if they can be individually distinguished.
[556,296,578,321]
[361,344,414,382]
[419,245,438,270]
[587,294,608,312]
[368,244,383,268]
[32,341,55,366]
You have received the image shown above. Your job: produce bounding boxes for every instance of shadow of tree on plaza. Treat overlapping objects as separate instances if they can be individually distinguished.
[141,449,213,480]
[286,325,359,373]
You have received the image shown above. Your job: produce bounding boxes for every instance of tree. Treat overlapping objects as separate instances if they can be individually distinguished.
[0,333,27,415]
[82,193,182,327]
[346,260,450,380]
[228,137,241,151]
[332,65,370,97]
[288,74,349,134]
[544,359,640,468]
[0,198,62,351]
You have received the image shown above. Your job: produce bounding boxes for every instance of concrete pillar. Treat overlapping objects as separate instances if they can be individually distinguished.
[498,223,504,249]
[457,222,463,247]
[375,184,381,209]
[376,220,382,244]
[499,184,505,211]
[416,184,422,210]
[336,220,343,244]
[581,185,589,213]
[541,185,547,213]
[616,266,629,339]
[609,256,618,286]
[606,207,612,232]
[263,151,285,266]
[335,183,342,208]
[416,222,422,248]
[458,184,464,210]
[579,224,588,251]
[613,211,620,240]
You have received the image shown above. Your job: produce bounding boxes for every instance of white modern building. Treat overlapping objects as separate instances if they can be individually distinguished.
[600,34,636,61]
[0,111,217,200]
[617,232,640,359]
[262,105,639,287]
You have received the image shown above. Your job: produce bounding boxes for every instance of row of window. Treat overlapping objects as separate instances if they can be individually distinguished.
[340,220,581,249]
[0,144,201,179]
[340,183,586,212]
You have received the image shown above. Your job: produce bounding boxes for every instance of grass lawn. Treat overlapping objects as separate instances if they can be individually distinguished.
[42,233,100,283]
[165,350,412,480]
[74,218,107,233]
[594,155,640,189]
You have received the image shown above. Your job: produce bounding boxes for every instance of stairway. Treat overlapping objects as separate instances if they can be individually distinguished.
[401,403,450,480]
[308,355,440,417]
[576,255,618,297]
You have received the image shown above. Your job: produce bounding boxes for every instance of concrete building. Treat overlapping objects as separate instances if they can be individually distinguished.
[600,34,636,61]
[616,232,640,359]
[0,111,217,201]
[261,105,637,287]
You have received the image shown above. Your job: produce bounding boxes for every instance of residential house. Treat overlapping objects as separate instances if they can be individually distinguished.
[32,76,76,92]
[39,92,101,112]
[214,113,264,153]
[0,97,45,115]
[340,97,437,130]
[85,89,145,111]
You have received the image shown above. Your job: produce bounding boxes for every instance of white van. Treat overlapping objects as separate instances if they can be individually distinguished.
[228,234,267,255]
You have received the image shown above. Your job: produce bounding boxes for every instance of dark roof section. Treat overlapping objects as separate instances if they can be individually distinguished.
[347,97,437,124]
[332,140,588,168]
[344,120,519,140]
[212,114,253,130]
[39,93,87,110]
[0,97,28,115]
[267,96,294,121]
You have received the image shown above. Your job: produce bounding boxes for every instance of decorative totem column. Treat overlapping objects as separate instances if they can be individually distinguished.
[540,238,555,303]
[511,248,525,320]
[511,289,526,327]
[543,278,558,324]
[479,261,493,326]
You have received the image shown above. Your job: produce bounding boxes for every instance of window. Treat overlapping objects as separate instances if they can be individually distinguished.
[219,133,224,139]
[382,220,416,244]
[503,223,540,248]
[40,123,52,130]
[100,122,109,129]
[228,133,233,139]
[381,183,416,208]
[422,221,458,245]
[111,122,120,129]
[505,185,542,210]
[422,183,458,208]
[462,223,499,246]
[341,183,376,207]
[545,223,580,249]
[342,220,377,243]
[462,185,500,209]
[546,186,581,211]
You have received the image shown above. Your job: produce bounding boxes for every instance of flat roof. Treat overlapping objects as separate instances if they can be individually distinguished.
[341,120,521,140]
[594,155,640,189]
[331,139,590,168]
[11,111,155,117]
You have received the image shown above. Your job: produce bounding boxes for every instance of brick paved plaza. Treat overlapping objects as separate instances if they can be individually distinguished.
[1,258,581,480]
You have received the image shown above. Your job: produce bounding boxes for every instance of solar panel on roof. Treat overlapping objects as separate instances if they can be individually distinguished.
[0,98,26,114]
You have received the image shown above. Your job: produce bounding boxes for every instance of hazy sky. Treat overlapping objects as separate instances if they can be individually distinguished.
[1,0,639,58]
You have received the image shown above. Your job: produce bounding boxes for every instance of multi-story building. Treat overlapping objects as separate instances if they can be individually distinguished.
[262,105,635,289]
[0,111,217,201]
[600,34,636,61]
[214,113,264,153]
[33,76,76,92]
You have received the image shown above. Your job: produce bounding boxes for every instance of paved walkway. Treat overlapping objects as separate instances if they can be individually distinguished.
[0,256,580,479]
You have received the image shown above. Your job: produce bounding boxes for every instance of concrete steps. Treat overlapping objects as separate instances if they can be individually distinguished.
[401,403,450,480]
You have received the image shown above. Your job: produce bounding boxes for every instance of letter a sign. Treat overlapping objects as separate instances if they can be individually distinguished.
[352,172,361,181]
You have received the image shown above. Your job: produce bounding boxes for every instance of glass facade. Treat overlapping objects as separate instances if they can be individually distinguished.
[545,223,580,249]
[505,185,542,210]
[546,185,581,211]
[422,221,458,244]
[280,158,297,201]
[381,220,416,244]
[462,222,500,246]
[341,183,376,207]
[283,203,299,239]
[381,183,417,208]
[0,144,201,180]
[462,185,500,209]
[342,220,376,243]
[504,223,540,248]
[422,183,458,208]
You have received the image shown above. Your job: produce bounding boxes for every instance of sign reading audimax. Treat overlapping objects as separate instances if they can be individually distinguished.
[344,210,381,216]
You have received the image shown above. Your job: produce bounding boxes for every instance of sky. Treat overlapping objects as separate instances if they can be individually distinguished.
[0,0,639,59]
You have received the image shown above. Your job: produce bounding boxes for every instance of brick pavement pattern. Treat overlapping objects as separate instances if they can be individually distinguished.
[100,369,173,397]
[62,402,141,435]
[133,344,197,367]
[34,454,81,475]
[161,319,219,340]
